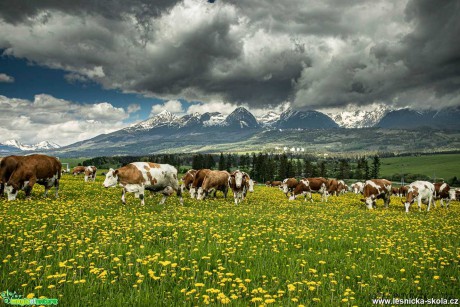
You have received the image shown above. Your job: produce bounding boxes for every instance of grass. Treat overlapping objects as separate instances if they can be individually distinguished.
[1,175,459,306]
[380,153,460,180]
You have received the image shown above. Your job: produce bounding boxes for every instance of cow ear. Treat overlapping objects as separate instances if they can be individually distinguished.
[113,170,119,176]
[360,198,365,202]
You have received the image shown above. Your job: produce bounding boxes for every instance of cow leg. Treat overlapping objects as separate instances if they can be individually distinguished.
[121,189,126,204]
[0,183,4,198]
[54,178,59,198]
[224,186,228,199]
[139,193,145,206]
[176,187,183,205]
[25,177,36,199]
[160,195,167,205]
[44,186,50,197]
[427,196,432,212]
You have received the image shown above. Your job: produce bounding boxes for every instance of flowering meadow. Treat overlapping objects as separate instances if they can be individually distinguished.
[1,174,459,306]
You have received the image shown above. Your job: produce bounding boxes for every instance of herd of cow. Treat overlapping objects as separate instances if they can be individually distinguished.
[0,154,458,212]
[272,177,458,212]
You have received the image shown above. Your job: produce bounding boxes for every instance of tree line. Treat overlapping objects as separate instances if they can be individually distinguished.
[82,153,381,182]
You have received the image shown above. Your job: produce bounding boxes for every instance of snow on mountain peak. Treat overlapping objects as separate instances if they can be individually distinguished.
[1,139,61,151]
[326,104,391,128]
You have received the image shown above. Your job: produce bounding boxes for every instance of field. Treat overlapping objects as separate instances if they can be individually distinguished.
[1,175,460,306]
[380,154,460,180]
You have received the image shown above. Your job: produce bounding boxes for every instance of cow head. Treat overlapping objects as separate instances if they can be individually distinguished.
[5,182,19,201]
[248,179,254,192]
[103,168,119,188]
[449,189,456,201]
[233,171,243,188]
[402,187,418,212]
[361,195,376,209]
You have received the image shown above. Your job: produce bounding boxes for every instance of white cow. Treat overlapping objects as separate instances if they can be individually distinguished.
[403,181,435,213]
[351,182,364,194]
[103,162,182,205]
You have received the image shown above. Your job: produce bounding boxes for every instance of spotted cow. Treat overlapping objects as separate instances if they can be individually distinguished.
[103,162,181,205]
[289,177,328,202]
[402,181,435,212]
[361,179,392,209]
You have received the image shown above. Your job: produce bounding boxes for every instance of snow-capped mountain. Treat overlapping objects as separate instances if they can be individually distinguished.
[1,140,61,151]
[130,110,181,130]
[326,105,390,128]
[257,111,280,126]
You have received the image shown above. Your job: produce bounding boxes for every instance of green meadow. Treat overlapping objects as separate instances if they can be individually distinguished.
[380,153,460,181]
[1,174,459,306]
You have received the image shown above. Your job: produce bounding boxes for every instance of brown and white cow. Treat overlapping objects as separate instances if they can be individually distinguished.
[197,170,229,200]
[72,166,86,176]
[337,180,347,195]
[402,181,435,212]
[282,178,298,197]
[103,162,181,205]
[242,172,251,197]
[84,166,97,182]
[289,177,328,202]
[327,179,338,196]
[399,185,409,197]
[351,182,364,194]
[181,169,197,194]
[265,181,271,187]
[228,170,249,205]
[433,182,454,209]
[271,181,282,188]
[391,187,400,196]
[361,179,392,209]
[190,169,211,198]
[5,154,61,201]
[0,155,23,197]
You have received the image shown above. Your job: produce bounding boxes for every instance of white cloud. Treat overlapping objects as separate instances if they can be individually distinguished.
[0,94,131,146]
[0,73,14,83]
[151,100,184,116]
[127,103,141,113]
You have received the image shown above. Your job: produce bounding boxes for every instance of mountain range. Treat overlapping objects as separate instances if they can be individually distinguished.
[2,106,459,156]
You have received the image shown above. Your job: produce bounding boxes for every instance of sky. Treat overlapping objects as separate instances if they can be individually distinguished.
[0,0,459,146]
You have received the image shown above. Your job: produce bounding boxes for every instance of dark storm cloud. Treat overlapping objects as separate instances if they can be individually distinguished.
[0,0,459,110]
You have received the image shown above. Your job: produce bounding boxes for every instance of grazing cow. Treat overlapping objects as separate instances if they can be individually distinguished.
[351,182,364,194]
[402,181,435,212]
[327,179,338,196]
[282,178,298,197]
[72,166,86,176]
[5,154,61,201]
[190,169,211,198]
[228,170,248,205]
[399,186,409,197]
[242,172,251,197]
[289,177,328,202]
[361,179,392,209]
[248,179,254,193]
[433,182,454,208]
[271,181,282,188]
[337,180,347,195]
[197,170,229,200]
[181,169,197,193]
[265,181,271,187]
[84,166,97,182]
[391,187,400,196]
[103,162,181,205]
[0,155,22,197]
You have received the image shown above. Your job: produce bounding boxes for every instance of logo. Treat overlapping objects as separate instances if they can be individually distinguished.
[0,290,58,306]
